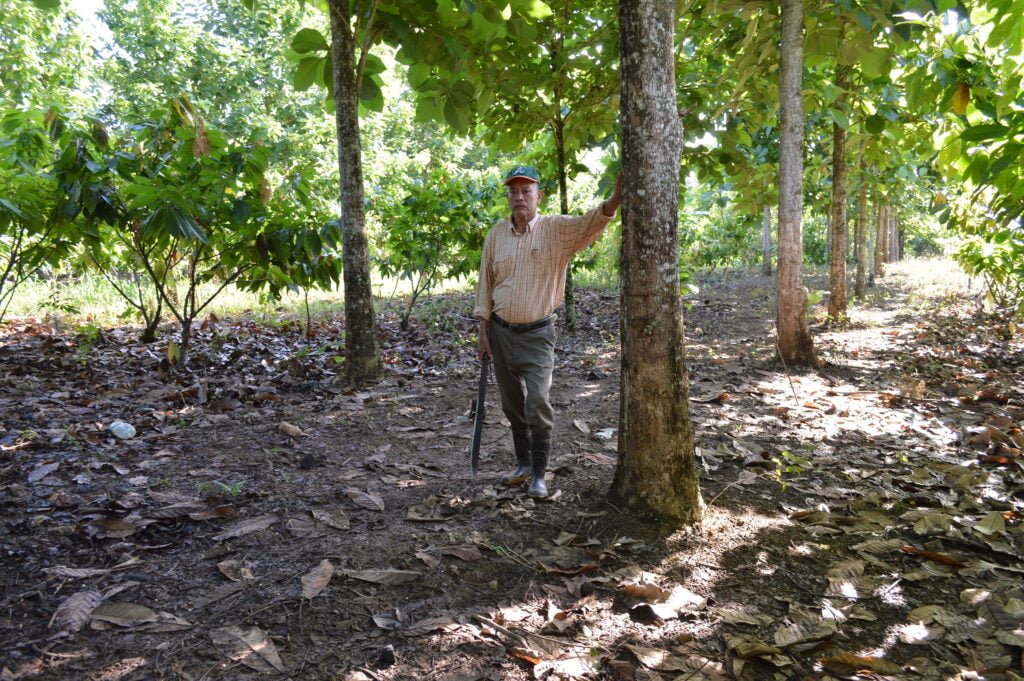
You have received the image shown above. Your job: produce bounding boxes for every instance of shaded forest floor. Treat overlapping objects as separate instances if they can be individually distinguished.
[2,261,1023,681]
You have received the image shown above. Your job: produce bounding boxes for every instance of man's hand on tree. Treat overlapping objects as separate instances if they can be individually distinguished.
[602,175,622,217]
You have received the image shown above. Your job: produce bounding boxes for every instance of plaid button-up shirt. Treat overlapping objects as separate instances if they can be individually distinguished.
[474,205,613,324]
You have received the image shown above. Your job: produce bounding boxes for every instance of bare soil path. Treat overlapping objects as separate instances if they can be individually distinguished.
[2,260,1022,681]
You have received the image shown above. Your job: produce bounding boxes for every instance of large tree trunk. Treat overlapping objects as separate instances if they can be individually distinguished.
[827,66,849,323]
[776,0,814,364]
[854,169,867,299]
[761,205,772,276]
[874,202,887,278]
[609,0,704,527]
[328,0,382,384]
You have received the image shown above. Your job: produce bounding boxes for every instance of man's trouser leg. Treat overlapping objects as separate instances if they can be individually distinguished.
[489,322,555,489]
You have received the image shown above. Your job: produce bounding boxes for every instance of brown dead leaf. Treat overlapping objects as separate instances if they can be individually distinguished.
[89,516,138,539]
[311,508,349,530]
[49,590,103,632]
[623,644,690,671]
[620,583,671,602]
[278,421,305,438]
[188,505,238,521]
[285,517,327,538]
[301,559,334,599]
[90,602,158,629]
[27,461,60,483]
[210,625,286,673]
[212,514,277,541]
[820,652,903,675]
[217,560,254,582]
[344,569,420,585]
[345,488,385,512]
[415,550,441,568]
[573,419,590,434]
[43,566,112,579]
[403,616,459,636]
[438,545,483,561]
[900,545,965,567]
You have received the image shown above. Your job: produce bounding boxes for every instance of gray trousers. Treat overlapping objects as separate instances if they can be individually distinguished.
[489,320,555,439]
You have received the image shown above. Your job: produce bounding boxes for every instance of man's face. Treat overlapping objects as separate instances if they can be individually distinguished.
[506,178,542,222]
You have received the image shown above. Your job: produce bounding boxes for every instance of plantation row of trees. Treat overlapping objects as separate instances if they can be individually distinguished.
[2,0,1022,376]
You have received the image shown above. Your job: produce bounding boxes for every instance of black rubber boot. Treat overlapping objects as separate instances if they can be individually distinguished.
[528,433,550,498]
[501,426,532,482]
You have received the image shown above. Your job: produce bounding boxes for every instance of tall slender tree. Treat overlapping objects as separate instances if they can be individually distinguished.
[828,65,850,323]
[610,0,704,526]
[854,164,868,299]
[776,0,814,364]
[325,0,381,383]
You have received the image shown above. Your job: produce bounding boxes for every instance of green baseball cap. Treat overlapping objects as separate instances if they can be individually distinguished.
[503,164,540,185]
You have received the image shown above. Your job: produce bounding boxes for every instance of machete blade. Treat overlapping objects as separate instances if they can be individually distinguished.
[470,355,490,476]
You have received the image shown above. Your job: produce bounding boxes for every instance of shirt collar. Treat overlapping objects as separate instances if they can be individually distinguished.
[509,213,540,234]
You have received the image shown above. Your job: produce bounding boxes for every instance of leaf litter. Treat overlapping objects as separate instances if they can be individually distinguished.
[2,265,1023,678]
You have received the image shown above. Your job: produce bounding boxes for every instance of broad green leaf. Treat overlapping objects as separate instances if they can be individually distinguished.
[359,77,384,112]
[443,99,470,132]
[294,57,320,91]
[526,0,553,19]
[291,28,328,54]
[407,63,431,89]
[831,109,850,130]
[31,0,62,9]
[960,123,1009,142]
[859,50,889,79]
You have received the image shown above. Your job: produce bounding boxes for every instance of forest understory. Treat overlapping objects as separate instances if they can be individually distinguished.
[2,260,1023,681]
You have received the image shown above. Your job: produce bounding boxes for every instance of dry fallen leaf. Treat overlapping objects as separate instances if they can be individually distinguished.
[311,508,350,530]
[90,602,158,629]
[346,488,385,512]
[820,652,903,675]
[212,514,278,541]
[217,560,254,582]
[278,421,305,438]
[344,569,420,585]
[49,590,103,632]
[403,616,459,636]
[210,625,286,673]
[301,559,334,599]
[27,461,60,483]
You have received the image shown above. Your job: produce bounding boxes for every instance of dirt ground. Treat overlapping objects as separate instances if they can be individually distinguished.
[2,261,1023,681]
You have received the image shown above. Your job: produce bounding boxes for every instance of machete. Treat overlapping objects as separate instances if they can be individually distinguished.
[470,355,490,476]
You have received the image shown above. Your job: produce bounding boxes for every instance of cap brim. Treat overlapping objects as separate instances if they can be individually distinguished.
[503,175,539,185]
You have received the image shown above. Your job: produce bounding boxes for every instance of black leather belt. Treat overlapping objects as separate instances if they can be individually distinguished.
[491,313,553,333]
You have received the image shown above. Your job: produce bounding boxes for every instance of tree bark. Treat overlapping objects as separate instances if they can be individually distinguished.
[874,201,887,278]
[761,204,772,276]
[889,209,899,261]
[776,0,814,364]
[827,66,849,323]
[854,168,867,299]
[328,0,382,383]
[554,99,576,330]
[609,0,704,527]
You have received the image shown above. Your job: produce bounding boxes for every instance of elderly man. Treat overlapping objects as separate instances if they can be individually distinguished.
[474,164,622,498]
